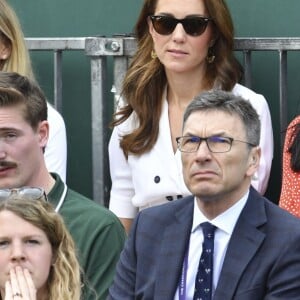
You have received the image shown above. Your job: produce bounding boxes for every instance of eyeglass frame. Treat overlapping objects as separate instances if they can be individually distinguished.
[176,135,257,153]
[149,15,212,36]
[0,187,48,202]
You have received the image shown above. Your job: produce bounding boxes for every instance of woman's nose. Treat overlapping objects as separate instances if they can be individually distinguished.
[10,242,26,262]
[172,23,187,42]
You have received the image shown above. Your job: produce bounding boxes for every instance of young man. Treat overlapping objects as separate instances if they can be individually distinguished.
[109,89,300,299]
[0,72,126,300]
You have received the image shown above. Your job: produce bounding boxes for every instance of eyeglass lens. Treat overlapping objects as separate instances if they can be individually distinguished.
[178,136,232,153]
[150,15,211,36]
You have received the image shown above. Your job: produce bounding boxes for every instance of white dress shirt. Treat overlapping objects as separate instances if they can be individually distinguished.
[174,192,248,299]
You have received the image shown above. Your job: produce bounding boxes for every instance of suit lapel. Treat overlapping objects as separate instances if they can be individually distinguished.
[155,197,194,300]
[214,188,267,299]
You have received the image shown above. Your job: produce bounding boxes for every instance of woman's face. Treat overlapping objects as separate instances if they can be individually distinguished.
[148,0,214,75]
[0,210,53,296]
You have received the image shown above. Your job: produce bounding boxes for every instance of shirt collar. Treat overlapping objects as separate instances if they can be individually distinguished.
[192,190,249,235]
[47,173,63,206]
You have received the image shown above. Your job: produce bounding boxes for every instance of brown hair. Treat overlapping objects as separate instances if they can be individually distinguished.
[112,0,243,157]
[0,72,47,130]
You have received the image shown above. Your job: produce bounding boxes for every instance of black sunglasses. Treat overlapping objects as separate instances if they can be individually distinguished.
[149,15,212,36]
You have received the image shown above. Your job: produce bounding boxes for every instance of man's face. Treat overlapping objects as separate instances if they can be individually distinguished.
[181,110,260,204]
[0,105,48,188]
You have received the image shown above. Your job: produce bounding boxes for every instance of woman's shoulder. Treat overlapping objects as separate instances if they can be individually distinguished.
[232,83,269,113]
[232,83,265,100]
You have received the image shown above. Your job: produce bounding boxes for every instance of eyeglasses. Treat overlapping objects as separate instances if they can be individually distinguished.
[176,136,257,153]
[0,187,47,201]
[149,15,212,36]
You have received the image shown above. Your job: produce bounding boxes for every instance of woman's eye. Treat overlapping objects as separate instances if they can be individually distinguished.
[26,239,40,245]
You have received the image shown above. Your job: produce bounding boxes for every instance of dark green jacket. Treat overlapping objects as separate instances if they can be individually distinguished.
[48,173,126,300]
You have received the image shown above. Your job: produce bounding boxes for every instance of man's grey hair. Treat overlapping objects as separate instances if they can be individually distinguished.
[183,89,260,146]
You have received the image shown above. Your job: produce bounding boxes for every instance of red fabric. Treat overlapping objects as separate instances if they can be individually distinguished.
[279,115,300,218]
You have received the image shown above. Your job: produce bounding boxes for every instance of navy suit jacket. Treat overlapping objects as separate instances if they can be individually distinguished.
[109,188,300,299]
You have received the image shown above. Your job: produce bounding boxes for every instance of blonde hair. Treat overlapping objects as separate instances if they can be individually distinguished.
[0,0,34,79]
[0,196,81,300]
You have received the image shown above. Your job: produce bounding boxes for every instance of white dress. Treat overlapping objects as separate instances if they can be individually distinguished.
[109,83,274,218]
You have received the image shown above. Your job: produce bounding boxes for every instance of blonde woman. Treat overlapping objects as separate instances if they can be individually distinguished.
[0,189,81,300]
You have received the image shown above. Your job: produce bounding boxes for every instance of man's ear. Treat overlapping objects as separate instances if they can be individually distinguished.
[246,146,261,177]
[37,120,49,148]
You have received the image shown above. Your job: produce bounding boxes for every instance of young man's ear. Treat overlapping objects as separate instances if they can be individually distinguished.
[38,120,49,148]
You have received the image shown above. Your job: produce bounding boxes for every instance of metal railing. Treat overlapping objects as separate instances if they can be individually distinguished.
[26,36,300,205]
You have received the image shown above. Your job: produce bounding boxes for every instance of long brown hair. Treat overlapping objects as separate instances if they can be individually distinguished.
[112,0,243,157]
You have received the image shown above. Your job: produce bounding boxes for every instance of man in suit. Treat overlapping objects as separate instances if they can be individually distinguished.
[109,89,300,300]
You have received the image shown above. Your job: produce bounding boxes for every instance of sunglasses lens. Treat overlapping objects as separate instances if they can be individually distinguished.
[183,18,208,36]
[150,16,210,36]
[151,16,176,35]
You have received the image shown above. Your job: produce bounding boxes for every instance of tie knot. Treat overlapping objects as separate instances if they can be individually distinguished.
[201,222,217,238]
